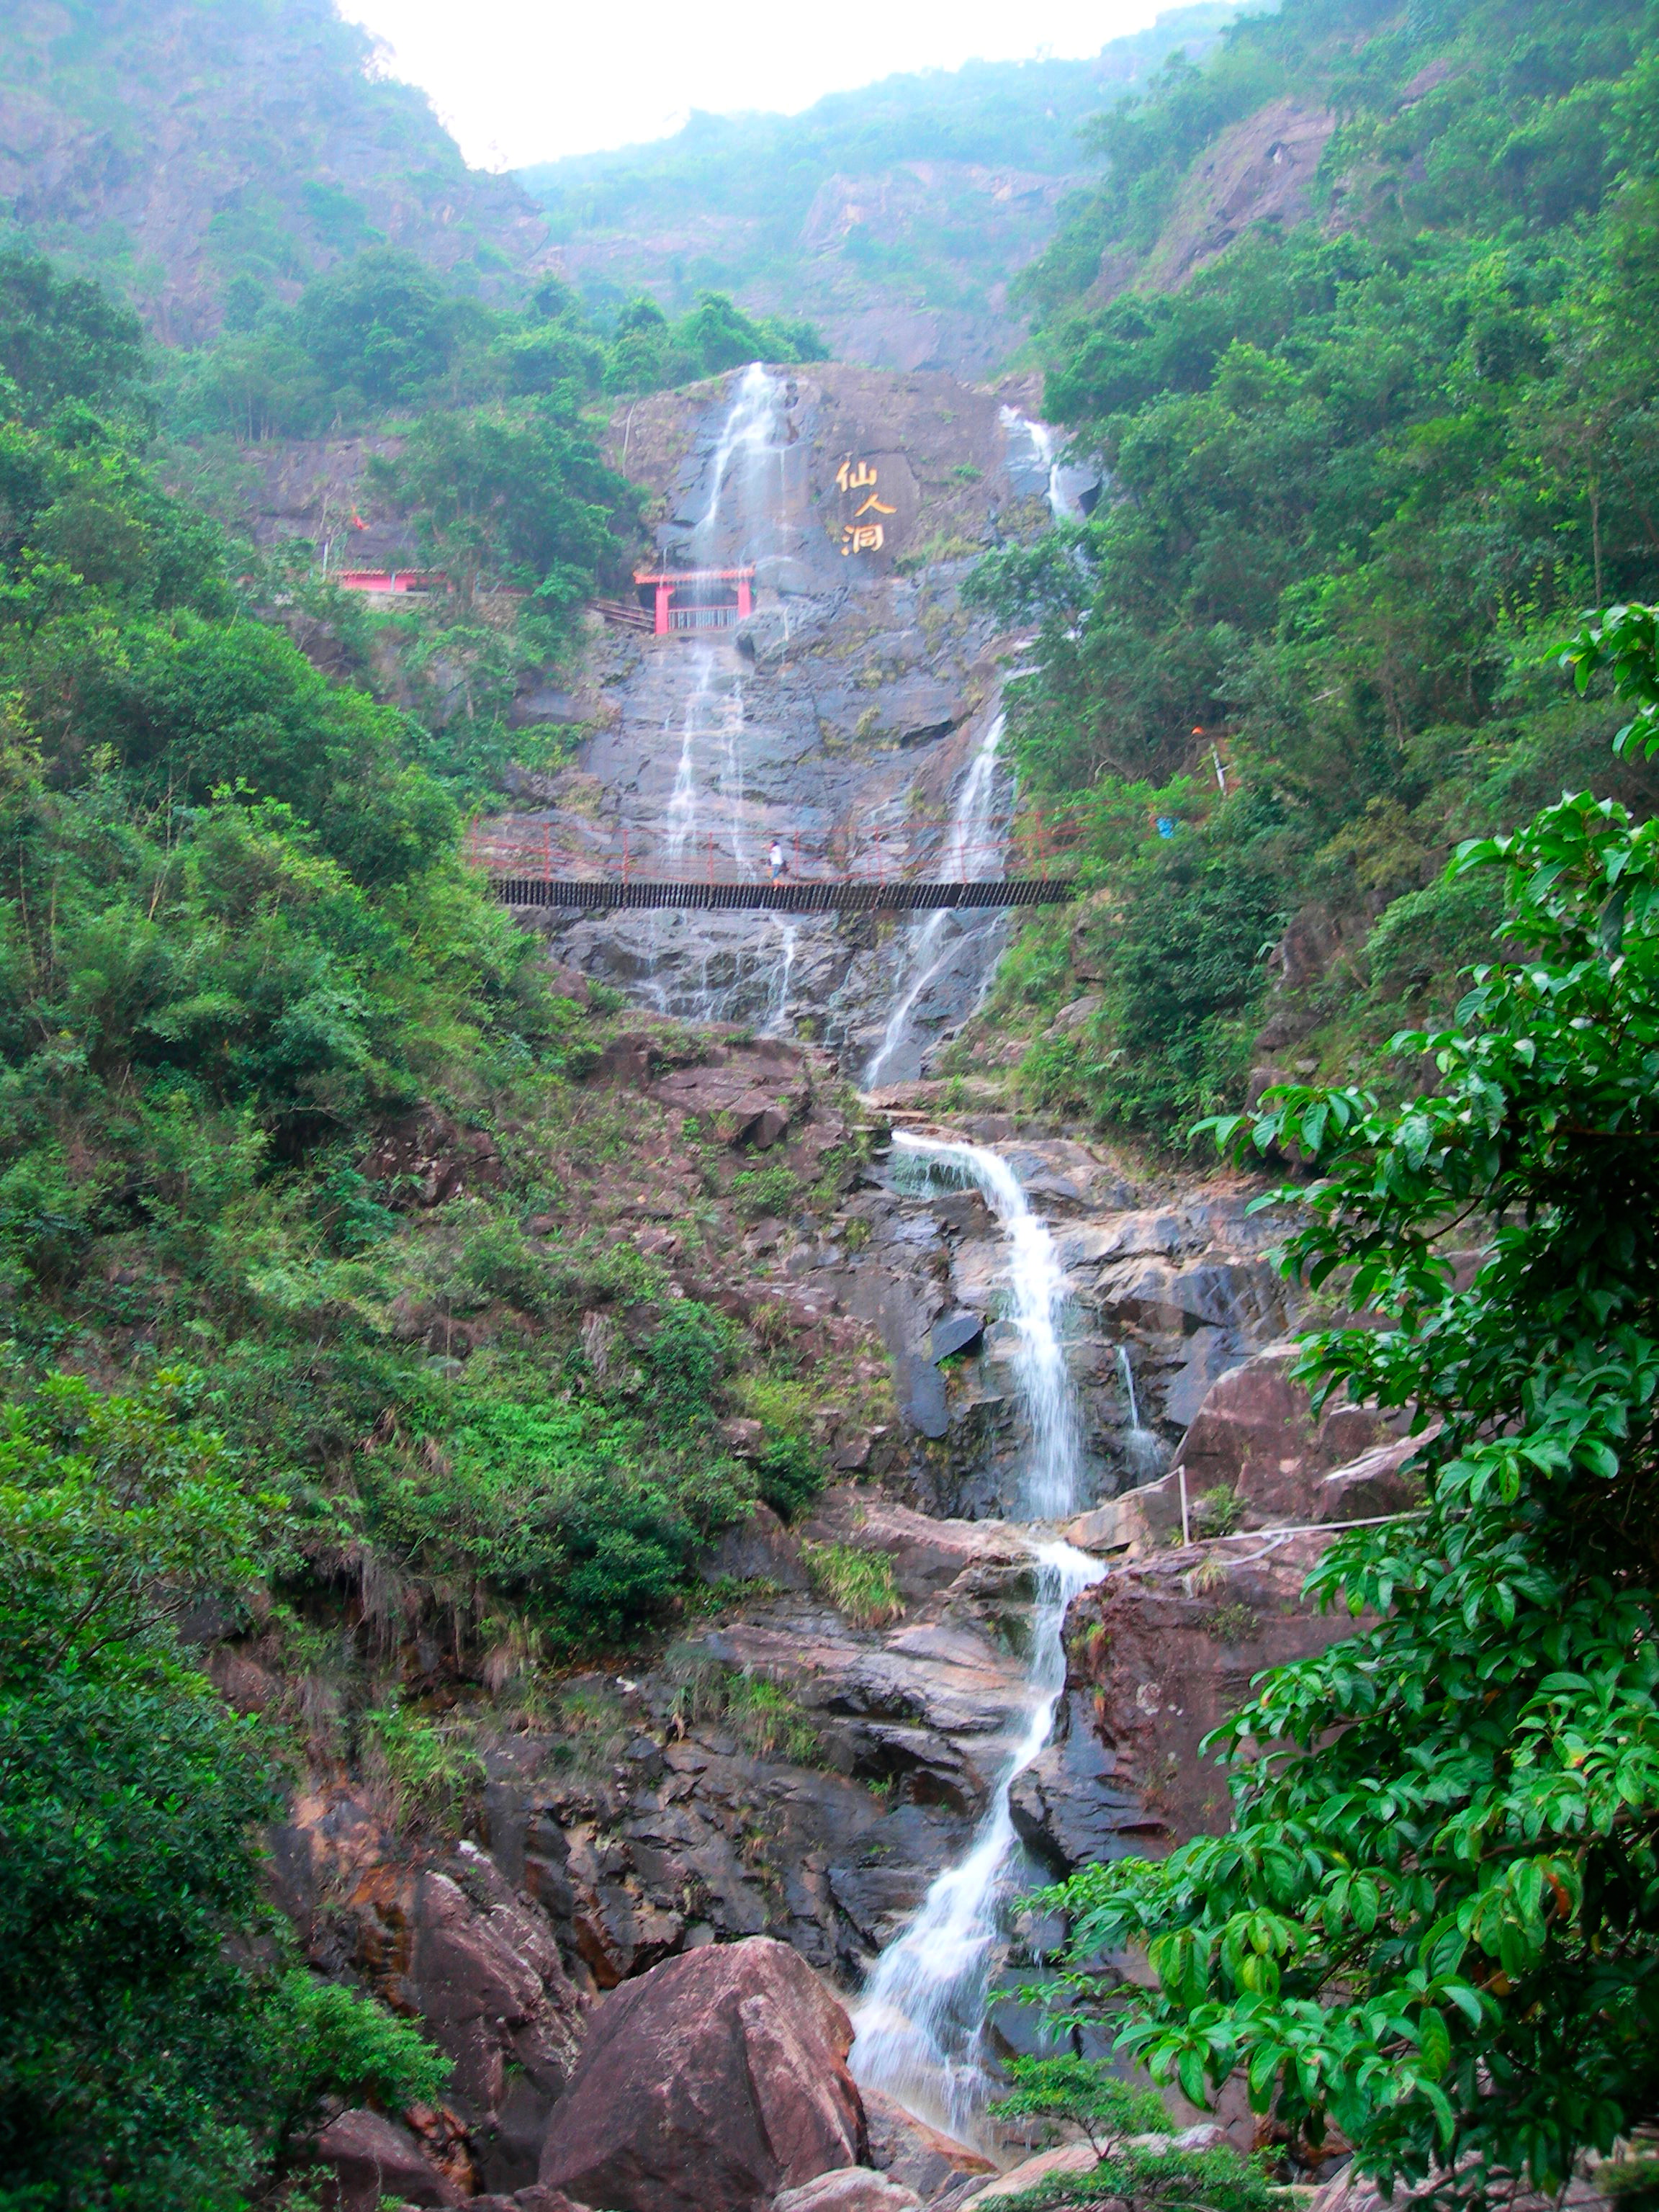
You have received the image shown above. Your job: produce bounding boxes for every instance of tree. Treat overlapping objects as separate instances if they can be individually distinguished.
[0,1370,446,2211]
[1038,606,1659,2205]
[297,246,457,405]
[988,2057,1272,2212]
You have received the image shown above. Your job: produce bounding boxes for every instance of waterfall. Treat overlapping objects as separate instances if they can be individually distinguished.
[664,648,717,872]
[850,1132,1105,2141]
[1117,1343,1166,1484]
[862,713,1007,1089]
[763,919,799,1038]
[998,403,1100,525]
[696,360,788,559]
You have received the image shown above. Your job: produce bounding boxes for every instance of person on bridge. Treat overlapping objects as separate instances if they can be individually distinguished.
[770,839,788,881]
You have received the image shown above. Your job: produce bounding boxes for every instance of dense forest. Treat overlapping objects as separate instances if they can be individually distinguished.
[961,0,1659,1136]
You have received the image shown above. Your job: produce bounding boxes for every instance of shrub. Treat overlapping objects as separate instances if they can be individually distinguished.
[755,1433,824,1523]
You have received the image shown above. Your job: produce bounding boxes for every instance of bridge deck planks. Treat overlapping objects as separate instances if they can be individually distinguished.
[490,878,1074,913]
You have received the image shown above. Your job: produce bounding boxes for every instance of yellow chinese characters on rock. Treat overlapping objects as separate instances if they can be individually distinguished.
[837,456,895,555]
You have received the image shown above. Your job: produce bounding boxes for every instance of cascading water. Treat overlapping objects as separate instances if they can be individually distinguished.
[639,363,799,1023]
[862,712,1008,1089]
[999,404,1102,525]
[1117,1343,1166,1483]
[696,360,789,559]
[850,1131,1105,2140]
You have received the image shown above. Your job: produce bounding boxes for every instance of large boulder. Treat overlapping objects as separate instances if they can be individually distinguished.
[1169,1345,1408,1527]
[860,2087,995,2200]
[311,2108,464,2211]
[773,2171,921,2212]
[538,1936,868,2212]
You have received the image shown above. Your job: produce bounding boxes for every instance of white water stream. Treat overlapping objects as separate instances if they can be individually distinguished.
[696,359,789,557]
[643,364,796,1023]
[862,712,1008,1088]
[850,1131,1105,2141]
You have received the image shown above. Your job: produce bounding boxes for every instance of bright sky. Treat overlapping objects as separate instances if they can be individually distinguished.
[336,0,1172,169]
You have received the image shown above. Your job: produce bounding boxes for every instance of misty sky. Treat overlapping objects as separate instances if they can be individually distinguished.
[336,0,1172,168]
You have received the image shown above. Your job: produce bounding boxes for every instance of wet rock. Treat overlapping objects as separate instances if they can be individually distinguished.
[539,1936,867,2212]
[896,1355,949,1438]
[1008,1689,1160,1872]
[861,2087,996,2199]
[930,1311,984,1362]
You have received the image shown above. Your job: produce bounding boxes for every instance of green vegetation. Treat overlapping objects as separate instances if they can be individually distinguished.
[801,1539,904,1627]
[0,1370,446,2211]
[1035,608,1659,2203]
[988,2059,1272,2212]
[971,0,1659,1141]
[162,250,820,444]
[0,245,840,2205]
[665,1646,824,1764]
[517,8,1243,345]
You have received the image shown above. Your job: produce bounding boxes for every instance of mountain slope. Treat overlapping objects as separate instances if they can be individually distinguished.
[516,4,1251,379]
[0,0,557,343]
[950,0,1659,1136]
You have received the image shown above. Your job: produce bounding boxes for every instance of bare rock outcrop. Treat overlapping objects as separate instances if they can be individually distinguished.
[271,1795,585,2193]
[538,1936,867,2212]
[773,2169,922,2212]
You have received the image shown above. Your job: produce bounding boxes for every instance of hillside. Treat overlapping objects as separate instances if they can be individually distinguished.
[6,4,1659,2211]
[0,0,557,342]
[950,0,1659,1132]
[516,4,1249,379]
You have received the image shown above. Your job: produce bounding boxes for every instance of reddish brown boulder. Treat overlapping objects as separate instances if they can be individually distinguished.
[1059,1533,1373,1845]
[312,2108,462,2211]
[860,2088,994,2199]
[538,1936,868,2212]
[1170,1346,1416,1529]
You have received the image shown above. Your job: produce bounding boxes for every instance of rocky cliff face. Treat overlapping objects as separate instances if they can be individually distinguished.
[489,363,1062,1080]
[225,364,1403,2212]
[0,0,554,338]
[266,1071,1401,2208]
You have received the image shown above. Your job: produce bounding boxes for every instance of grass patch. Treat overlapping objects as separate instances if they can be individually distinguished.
[801,1540,903,1627]
[665,1645,824,1763]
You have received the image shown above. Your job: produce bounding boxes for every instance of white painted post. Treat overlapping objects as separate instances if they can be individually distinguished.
[1179,1462,1192,1548]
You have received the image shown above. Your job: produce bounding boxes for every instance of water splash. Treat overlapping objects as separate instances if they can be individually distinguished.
[763,919,799,1038]
[851,1131,1103,2139]
[850,1537,1104,2141]
[863,714,1007,1089]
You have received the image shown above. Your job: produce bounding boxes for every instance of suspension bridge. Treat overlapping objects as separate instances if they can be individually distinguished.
[467,822,1079,913]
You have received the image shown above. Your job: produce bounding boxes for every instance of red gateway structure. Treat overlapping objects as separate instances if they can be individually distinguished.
[634,565,755,636]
